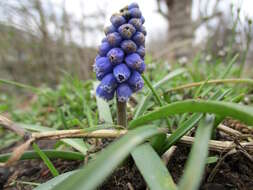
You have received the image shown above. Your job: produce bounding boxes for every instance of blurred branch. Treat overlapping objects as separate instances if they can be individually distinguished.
[194,11,222,30]
[156,0,169,20]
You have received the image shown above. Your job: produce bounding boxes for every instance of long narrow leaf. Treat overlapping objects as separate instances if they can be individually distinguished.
[130,100,253,128]
[32,143,59,177]
[52,125,166,190]
[161,88,232,152]
[178,115,214,190]
[34,171,78,190]
[94,82,113,124]
[0,150,84,162]
[161,113,203,152]
[134,68,186,118]
[0,78,39,93]
[132,143,177,190]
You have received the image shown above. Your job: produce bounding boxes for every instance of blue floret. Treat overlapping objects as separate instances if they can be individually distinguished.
[125,53,144,70]
[113,63,131,83]
[128,70,144,92]
[116,83,132,102]
[107,48,124,64]
[96,83,115,101]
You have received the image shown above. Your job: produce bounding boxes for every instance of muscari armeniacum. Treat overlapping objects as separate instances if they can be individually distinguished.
[94,2,146,102]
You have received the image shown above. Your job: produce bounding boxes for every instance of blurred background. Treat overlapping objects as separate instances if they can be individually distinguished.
[0,0,252,88]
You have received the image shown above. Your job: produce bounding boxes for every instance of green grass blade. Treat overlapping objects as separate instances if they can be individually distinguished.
[129,100,253,128]
[134,68,186,118]
[0,150,84,162]
[34,170,78,190]
[162,113,203,152]
[178,115,214,190]
[161,88,231,153]
[200,54,239,97]
[52,125,166,190]
[94,82,113,124]
[0,78,40,93]
[32,143,59,177]
[222,54,239,79]
[206,156,218,164]
[142,75,163,106]
[132,143,177,190]
[20,124,88,155]
[141,74,172,151]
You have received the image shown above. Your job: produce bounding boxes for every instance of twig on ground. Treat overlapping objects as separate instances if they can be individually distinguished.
[217,124,242,137]
[177,135,253,152]
[127,182,135,190]
[0,115,27,137]
[165,78,253,94]
[162,146,177,165]
[207,149,236,182]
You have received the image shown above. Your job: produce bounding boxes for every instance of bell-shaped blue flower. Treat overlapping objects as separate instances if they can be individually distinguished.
[106,32,122,47]
[94,57,113,80]
[128,71,144,92]
[128,18,142,30]
[96,83,115,101]
[125,53,143,70]
[137,61,146,74]
[140,25,147,36]
[129,8,142,18]
[132,32,145,46]
[104,25,116,35]
[120,40,137,54]
[136,45,145,58]
[110,14,126,28]
[100,73,118,93]
[118,24,136,39]
[107,48,124,64]
[116,83,132,102]
[98,41,111,56]
[95,55,101,61]
[113,63,131,83]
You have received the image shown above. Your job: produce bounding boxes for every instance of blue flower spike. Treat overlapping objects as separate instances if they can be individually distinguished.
[94,2,146,102]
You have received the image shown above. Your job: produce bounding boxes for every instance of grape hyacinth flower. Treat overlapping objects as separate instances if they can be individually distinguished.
[94,2,146,102]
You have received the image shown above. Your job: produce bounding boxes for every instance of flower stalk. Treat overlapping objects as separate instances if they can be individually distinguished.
[117,99,127,127]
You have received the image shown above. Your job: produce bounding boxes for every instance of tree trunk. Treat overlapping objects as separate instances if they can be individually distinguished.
[166,0,194,59]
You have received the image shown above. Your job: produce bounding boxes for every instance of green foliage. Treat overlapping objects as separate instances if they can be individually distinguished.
[178,115,214,190]
[51,125,165,190]
[1,49,253,190]
[32,143,59,177]
[132,143,177,190]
